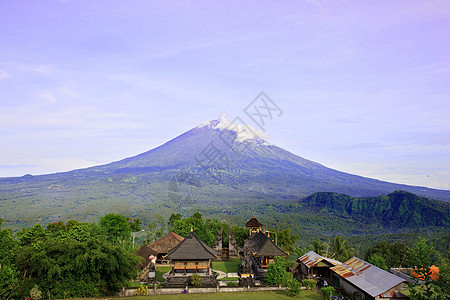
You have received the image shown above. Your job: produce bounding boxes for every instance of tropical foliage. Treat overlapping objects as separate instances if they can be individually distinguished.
[1,216,141,299]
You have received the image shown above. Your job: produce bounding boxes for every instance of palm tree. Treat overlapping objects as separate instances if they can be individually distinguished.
[310,240,325,256]
[329,236,353,261]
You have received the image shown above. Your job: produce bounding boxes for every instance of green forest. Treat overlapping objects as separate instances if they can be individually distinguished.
[1,210,449,300]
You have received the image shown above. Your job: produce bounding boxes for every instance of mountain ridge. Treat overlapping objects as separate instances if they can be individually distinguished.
[1,117,450,229]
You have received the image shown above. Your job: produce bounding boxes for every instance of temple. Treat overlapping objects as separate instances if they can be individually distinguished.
[165,229,219,287]
[241,217,288,281]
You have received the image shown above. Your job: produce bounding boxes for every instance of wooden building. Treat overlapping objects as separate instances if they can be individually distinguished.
[165,229,218,287]
[297,251,341,279]
[137,232,184,266]
[330,257,408,300]
[243,217,287,280]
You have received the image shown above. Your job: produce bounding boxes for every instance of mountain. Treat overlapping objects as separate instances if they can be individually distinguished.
[1,116,450,229]
[302,191,450,228]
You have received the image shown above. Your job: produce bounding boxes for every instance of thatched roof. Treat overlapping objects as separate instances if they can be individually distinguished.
[147,232,184,254]
[166,231,218,260]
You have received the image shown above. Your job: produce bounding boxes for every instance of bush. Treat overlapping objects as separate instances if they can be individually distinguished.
[226,281,239,286]
[191,274,202,287]
[136,285,148,296]
[265,256,289,285]
[301,279,316,290]
[286,277,302,297]
[321,286,335,300]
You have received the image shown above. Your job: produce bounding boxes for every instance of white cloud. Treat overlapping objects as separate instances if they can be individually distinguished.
[199,113,269,142]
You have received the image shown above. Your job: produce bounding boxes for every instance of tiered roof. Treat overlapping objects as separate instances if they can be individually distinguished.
[246,231,287,257]
[166,231,218,260]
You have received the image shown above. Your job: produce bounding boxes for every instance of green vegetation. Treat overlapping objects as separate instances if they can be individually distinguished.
[156,266,172,282]
[301,279,317,290]
[212,258,241,273]
[219,277,240,281]
[0,216,141,299]
[320,286,335,300]
[264,256,291,286]
[86,290,322,299]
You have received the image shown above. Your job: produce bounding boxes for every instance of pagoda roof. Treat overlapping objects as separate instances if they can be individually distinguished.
[246,231,287,257]
[166,231,218,260]
[245,216,262,228]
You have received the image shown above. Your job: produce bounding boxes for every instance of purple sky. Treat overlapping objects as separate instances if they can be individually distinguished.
[1,0,449,190]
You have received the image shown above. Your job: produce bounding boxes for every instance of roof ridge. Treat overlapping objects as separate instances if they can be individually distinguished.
[190,232,218,256]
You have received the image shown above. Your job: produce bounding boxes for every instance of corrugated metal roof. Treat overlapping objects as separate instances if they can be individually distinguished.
[330,257,406,297]
[298,251,341,268]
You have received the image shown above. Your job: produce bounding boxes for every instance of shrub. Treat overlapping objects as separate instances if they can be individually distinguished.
[286,277,302,297]
[191,274,202,287]
[265,256,289,285]
[136,285,148,296]
[321,286,335,300]
[301,279,316,290]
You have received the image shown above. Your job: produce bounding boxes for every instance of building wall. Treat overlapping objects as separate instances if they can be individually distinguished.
[336,277,371,300]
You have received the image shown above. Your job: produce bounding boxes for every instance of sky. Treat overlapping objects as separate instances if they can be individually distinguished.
[1,0,449,190]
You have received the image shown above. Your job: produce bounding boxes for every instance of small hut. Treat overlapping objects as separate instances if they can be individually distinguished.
[165,229,218,287]
[297,251,341,280]
[137,232,184,265]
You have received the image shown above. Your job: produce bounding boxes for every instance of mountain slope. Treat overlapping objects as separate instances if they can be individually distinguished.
[302,191,450,228]
[1,117,449,229]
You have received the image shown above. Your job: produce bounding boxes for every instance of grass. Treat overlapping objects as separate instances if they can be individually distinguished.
[86,290,322,300]
[219,277,240,281]
[212,258,241,273]
[156,266,172,282]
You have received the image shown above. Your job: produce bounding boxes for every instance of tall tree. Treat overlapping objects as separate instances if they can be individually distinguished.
[99,213,132,244]
[409,237,440,300]
[310,240,325,256]
[15,220,141,298]
[0,219,20,300]
[364,241,411,268]
[329,236,353,261]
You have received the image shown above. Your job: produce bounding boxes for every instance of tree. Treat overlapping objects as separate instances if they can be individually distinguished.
[408,237,440,300]
[310,240,325,256]
[0,220,20,300]
[329,236,353,261]
[265,256,290,285]
[268,228,299,253]
[172,212,218,246]
[99,213,132,244]
[146,215,165,243]
[168,213,182,230]
[364,241,411,268]
[14,220,141,298]
[434,263,449,299]
[230,225,248,247]
[368,254,388,271]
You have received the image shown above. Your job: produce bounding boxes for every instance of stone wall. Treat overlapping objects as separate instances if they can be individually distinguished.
[120,285,289,296]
